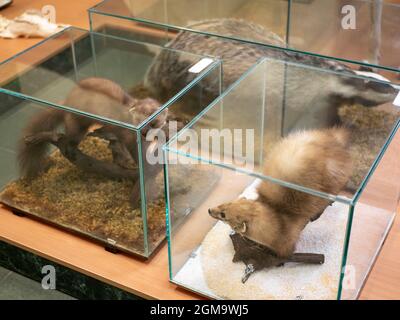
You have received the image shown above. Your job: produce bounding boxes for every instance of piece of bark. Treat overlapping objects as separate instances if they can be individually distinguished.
[24,131,137,180]
[229,232,325,283]
[289,253,325,265]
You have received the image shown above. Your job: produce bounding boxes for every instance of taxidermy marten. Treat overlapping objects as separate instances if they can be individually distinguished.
[145,19,396,130]
[18,77,166,179]
[208,127,352,258]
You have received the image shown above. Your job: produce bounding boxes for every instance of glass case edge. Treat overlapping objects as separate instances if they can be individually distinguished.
[163,148,173,281]
[137,131,149,257]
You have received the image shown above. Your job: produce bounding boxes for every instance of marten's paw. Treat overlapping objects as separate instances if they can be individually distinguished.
[24,134,46,145]
[88,128,118,141]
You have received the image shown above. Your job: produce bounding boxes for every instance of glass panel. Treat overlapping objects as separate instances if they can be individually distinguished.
[89,0,289,43]
[340,128,400,300]
[166,154,254,288]
[0,27,221,128]
[166,153,352,299]
[139,63,222,253]
[0,27,221,257]
[167,58,400,201]
[289,0,400,75]
[0,95,147,255]
[90,0,172,46]
[165,56,400,299]
[90,0,400,76]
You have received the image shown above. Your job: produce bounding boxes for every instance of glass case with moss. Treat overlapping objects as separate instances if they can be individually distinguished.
[163,58,400,300]
[89,0,400,80]
[0,27,221,257]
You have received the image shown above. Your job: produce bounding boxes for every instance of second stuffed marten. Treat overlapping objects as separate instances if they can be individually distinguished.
[209,127,352,258]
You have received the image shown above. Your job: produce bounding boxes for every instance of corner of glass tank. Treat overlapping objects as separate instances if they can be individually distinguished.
[0,26,222,258]
[164,57,400,299]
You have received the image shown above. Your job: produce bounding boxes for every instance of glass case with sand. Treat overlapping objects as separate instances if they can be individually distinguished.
[0,27,221,257]
[89,0,400,79]
[163,58,400,299]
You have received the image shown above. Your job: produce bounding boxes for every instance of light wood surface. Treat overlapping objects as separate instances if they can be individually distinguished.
[0,204,203,300]
[0,0,201,301]
[0,0,99,60]
[0,0,400,300]
[360,215,400,300]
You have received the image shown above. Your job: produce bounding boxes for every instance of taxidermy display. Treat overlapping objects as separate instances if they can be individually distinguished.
[229,232,325,283]
[18,77,167,204]
[144,19,397,130]
[208,127,352,280]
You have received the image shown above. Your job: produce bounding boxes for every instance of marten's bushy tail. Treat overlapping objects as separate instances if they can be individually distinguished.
[18,109,64,178]
[256,127,352,213]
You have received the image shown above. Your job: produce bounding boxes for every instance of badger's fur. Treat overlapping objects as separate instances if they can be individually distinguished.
[145,19,396,132]
[208,127,352,258]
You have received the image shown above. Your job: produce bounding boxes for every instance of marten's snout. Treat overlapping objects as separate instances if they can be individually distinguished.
[208,207,226,220]
[208,208,219,219]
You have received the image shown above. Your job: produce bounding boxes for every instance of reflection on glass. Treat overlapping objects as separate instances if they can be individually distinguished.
[90,0,400,78]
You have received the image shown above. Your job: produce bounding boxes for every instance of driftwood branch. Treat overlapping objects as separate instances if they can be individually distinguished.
[229,232,325,283]
[88,127,137,170]
[288,253,325,265]
[24,131,137,180]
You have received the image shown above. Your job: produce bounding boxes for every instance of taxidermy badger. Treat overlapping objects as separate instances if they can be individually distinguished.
[208,127,352,258]
[144,19,397,132]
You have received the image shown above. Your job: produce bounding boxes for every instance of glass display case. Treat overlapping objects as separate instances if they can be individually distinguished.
[163,58,400,299]
[89,0,400,81]
[0,27,221,258]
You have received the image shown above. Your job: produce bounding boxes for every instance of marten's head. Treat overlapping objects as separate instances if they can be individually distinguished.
[208,198,269,235]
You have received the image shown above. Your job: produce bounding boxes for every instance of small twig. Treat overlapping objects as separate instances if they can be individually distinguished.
[230,233,325,283]
[288,253,325,265]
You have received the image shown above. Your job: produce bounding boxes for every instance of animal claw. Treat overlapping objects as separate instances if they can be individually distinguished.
[241,264,255,284]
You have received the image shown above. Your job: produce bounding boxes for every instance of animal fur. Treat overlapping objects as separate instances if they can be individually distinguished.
[18,77,165,179]
[145,19,396,132]
[208,127,352,258]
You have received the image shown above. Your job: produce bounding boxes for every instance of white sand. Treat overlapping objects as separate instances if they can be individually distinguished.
[174,180,349,300]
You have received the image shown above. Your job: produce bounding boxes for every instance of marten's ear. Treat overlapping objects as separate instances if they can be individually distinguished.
[233,222,247,234]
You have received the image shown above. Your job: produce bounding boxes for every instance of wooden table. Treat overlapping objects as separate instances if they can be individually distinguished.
[0,0,400,300]
[0,0,98,58]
